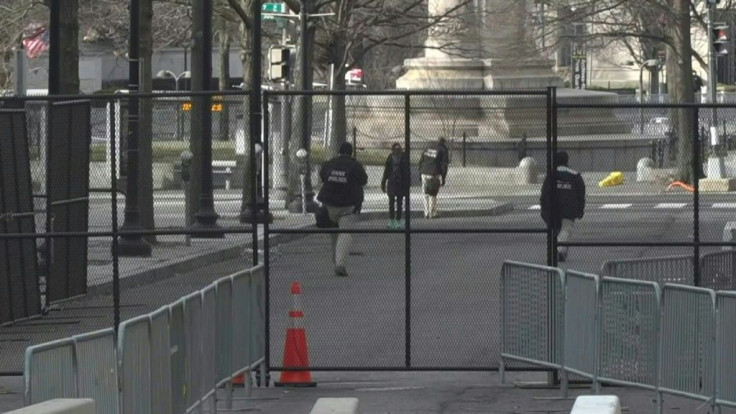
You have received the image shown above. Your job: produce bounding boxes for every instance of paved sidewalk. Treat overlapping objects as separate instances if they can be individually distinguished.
[2,371,714,413]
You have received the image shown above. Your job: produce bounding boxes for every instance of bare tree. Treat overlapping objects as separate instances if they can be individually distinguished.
[534,0,705,181]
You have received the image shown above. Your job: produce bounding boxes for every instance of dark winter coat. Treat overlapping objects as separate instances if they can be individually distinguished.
[540,165,586,229]
[317,154,368,208]
[418,142,449,178]
[381,152,410,197]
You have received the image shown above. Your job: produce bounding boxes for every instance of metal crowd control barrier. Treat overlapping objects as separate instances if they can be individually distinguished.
[24,338,76,405]
[597,278,660,401]
[658,284,716,412]
[24,265,267,414]
[600,255,695,286]
[149,307,172,414]
[499,261,565,394]
[700,251,736,290]
[73,329,118,414]
[716,292,736,409]
[117,314,152,414]
[563,271,599,390]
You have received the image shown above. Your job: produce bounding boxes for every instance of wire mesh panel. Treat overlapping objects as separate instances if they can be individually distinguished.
[168,299,186,414]
[500,261,564,376]
[118,314,151,414]
[659,284,716,404]
[183,292,203,410]
[231,269,251,375]
[0,109,41,324]
[597,277,660,390]
[46,100,91,302]
[215,278,233,385]
[24,338,76,405]
[600,255,695,286]
[700,251,736,290]
[149,307,172,414]
[200,285,217,401]
[250,264,265,366]
[563,271,599,380]
[73,329,118,414]
[716,292,736,408]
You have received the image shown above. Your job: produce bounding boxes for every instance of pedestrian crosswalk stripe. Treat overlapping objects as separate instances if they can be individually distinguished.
[600,204,632,209]
[529,205,541,210]
[655,203,688,209]
[713,203,736,209]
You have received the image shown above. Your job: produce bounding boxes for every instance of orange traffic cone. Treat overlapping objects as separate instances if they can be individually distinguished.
[274,281,316,387]
[232,373,245,387]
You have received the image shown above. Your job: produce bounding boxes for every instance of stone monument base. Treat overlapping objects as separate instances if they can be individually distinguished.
[358,56,630,143]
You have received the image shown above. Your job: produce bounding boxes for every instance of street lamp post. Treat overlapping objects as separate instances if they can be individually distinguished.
[639,59,661,134]
[156,70,190,141]
[117,0,152,257]
[156,69,190,91]
[706,0,726,179]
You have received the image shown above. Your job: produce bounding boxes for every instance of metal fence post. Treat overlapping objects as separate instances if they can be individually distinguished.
[694,107,701,286]
[110,99,120,331]
[404,93,411,368]
[262,91,272,386]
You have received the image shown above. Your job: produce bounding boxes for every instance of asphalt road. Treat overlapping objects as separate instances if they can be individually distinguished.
[264,204,736,372]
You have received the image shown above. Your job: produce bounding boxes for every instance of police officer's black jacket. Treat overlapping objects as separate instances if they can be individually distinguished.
[540,166,586,224]
[418,142,449,178]
[317,154,368,207]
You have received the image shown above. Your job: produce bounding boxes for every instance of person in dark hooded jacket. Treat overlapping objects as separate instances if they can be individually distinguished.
[381,143,410,229]
[540,151,586,262]
[418,137,449,218]
[317,142,368,276]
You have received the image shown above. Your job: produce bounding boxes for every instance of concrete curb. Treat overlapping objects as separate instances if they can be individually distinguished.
[85,231,309,297]
[83,204,512,296]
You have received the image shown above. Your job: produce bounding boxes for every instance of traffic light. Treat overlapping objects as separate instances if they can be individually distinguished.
[269,47,290,81]
[713,23,730,56]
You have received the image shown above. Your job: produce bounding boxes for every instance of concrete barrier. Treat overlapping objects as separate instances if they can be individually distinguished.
[309,398,359,414]
[5,399,95,414]
[636,158,654,182]
[570,396,621,414]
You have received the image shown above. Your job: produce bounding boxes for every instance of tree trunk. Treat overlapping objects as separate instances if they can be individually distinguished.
[188,0,204,225]
[238,13,255,212]
[329,70,347,157]
[218,23,231,142]
[669,0,696,183]
[139,0,156,243]
[287,15,316,208]
[59,0,79,94]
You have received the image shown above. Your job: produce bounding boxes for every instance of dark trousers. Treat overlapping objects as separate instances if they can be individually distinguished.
[388,194,404,220]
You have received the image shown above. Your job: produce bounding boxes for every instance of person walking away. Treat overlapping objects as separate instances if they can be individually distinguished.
[381,143,410,229]
[540,151,586,262]
[317,142,368,276]
[418,137,449,218]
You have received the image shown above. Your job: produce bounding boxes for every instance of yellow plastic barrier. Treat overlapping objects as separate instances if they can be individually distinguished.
[598,172,624,188]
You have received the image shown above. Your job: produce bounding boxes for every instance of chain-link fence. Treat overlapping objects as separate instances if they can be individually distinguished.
[5,90,736,376]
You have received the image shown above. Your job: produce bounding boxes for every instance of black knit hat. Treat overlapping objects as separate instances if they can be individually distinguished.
[339,142,353,155]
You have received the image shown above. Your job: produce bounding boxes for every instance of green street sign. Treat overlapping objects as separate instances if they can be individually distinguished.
[262,3,287,13]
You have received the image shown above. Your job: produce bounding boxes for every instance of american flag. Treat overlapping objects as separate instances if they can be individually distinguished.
[22,26,50,59]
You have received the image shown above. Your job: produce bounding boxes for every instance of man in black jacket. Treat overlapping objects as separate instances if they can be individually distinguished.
[418,137,449,218]
[540,151,586,262]
[317,142,368,276]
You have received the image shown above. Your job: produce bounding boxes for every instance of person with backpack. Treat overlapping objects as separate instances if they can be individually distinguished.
[381,143,410,229]
[317,142,368,276]
[418,137,449,218]
[540,151,586,262]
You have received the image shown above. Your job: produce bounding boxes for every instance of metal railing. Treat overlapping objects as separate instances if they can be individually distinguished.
[563,271,599,387]
[499,261,565,392]
[600,255,695,286]
[658,284,716,410]
[23,264,266,413]
[500,261,736,414]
